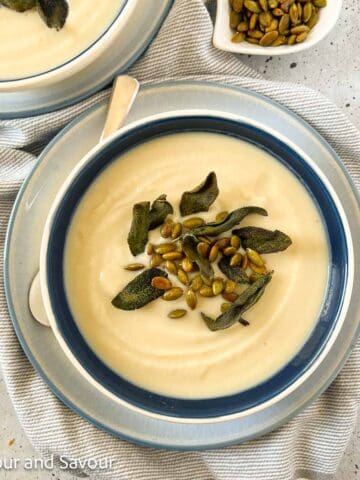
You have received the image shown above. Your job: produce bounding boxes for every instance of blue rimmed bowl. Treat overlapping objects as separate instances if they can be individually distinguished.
[39,111,354,421]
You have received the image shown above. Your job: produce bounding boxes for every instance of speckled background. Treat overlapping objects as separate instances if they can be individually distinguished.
[0,1,359,479]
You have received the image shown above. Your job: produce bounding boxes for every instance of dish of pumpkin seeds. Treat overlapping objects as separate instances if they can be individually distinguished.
[230,0,327,46]
[65,132,329,397]
[0,0,122,79]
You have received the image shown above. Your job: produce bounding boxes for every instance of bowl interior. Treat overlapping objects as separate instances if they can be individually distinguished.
[45,115,348,419]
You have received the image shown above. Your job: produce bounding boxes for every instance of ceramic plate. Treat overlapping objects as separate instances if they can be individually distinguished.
[4,81,360,449]
[0,0,172,119]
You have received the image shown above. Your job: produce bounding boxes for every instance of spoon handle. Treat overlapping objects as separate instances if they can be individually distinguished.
[100,75,139,142]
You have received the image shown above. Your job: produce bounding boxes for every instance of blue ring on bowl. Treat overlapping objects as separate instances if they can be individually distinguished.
[46,115,348,418]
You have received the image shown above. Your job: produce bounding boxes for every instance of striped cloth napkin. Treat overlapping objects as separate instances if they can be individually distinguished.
[0,0,359,479]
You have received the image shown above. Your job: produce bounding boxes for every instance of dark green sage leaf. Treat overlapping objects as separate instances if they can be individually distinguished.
[37,0,69,30]
[180,172,219,216]
[0,0,35,11]
[218,256,249,284]
[181,233,214,279]
[191,206,268,237]
[127,201,150,256]
[149,194,173,230]
[201,273,272,331]
[112,268,168,310]
[233,226,292,253]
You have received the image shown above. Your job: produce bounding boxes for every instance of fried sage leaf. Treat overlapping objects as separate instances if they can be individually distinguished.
[127,201,150,256]
[201,273,272,331]
[181,234,214,279]
[149,194,173,230]
[191,206,268,237]
[37,0,69,30]
[0,0,35,11]
[233,226,292,253]
[112,268,168,310]
[180,172,219,216]
[218,256,249,284]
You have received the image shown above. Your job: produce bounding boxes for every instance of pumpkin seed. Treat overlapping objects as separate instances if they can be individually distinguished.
[232,32,246,42]
[289,3,298,23]
[259,11,272,26]
[296,31,308,42]
[246,37,260,44]
[162,287,183,301]
[221,303,232,313]
[268,0,278,6]
[287,33,297,44]
[230,10,242,28]
[160,221,173,238]
[249,13,259,29]
[272,7,284,15]
[233,226,292,253]
[244,0,262,13]
[230,235,241,249]
[259,0,268,10]
[216,237,231,250]
[313,0,326,6]
[127,201,150,256]
[150,253,163,267]
[165,260,178,275]
[265,18,278,31]
[182,257,194,272]
[37,0,68,30]
[180,172,219,216]
[199,286,214,297]
[112,268,168,310]
[162,251,183,261]
[147,243,154,255]
[248,29,264,38]
[124,263,145,271]
[260,30,279,45]
[291,24,309,33]
[178,269,190,286]
[302,1,312,22]
[218,256,250,284]
[212,278,224,296]
[151,276,172,290]
[171,222,182,239]
[155,243,176,255]
[215,211,229,223]
[191,274,203,291]
[232,0,244,12]
[149,195,173,230]
[306,10,318,28]
[168,309,187,319]
[197,241,210,258]
[241,254,249,270]
[186,289,197,310]
[271,34,286,45]
[209,244,219,263]
[230,253,243,267]
[249,263,267,274]
[201,275,213,287]
[223,246,237,256]
[224,280,237,294]
[222,292,239,303]
[279,13,290,33]
[246,248,265,266]
[182,217,205,229]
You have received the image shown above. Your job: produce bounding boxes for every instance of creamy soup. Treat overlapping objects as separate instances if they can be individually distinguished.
[0,0,123,79]
[65,132,329,399]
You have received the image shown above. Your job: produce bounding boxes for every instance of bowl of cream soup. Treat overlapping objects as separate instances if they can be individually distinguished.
[38,111,351,419]
[0,0,128,88]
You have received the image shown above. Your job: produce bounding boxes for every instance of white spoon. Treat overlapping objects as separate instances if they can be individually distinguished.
[29,75,140,326]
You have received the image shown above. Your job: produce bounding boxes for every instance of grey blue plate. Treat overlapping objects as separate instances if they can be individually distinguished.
[4,81,360,449]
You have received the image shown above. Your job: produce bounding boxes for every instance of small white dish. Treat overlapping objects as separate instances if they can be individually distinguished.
[213,0,342,56]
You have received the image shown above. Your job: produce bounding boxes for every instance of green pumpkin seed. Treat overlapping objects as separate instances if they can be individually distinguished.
[223,246,238,256]
[249,262,267,274]
[259,11,272,26]
[291,24,309,33]
[181,234,214,279]
[272,7,284,15]
[313,0,326,6]
[201,275,213,287]
[191,274,203,291]
[241,254,249,270]
[289,3,299,22]
[271,34,286,45]
[160,221,173,238]
[208,244,219,263]
[177,269,190,286]
[246,248,265,266]
[215,211,229,223]
[232,32,246,42]
[37,0,68,30]
[162,287,183,301]
[199,286,214,298]
[232,0,244,12]
[265,18,278,31]
[216,237,231,250]
[259,30,279,45]
[306,10,318,28]
[259,0,268,10]
[233,226,292,253]
[222,291,239,303]
[212,278,224,296]
[246,37,260,44]
[155,243,176,255]
[218,256,250,284]
[224,280,237,294]
[249,13,259,29]
[112,268,168,310]
[248,29,263,38]
[162,251,183,261]
[287,33,297,44]
[268,0,278,7]
[182,217,205,229]
[127,201,150,256]
[278,13,290,33]
[171,222,182,239]
[150,253,163,267]
[197,241,210,258]
[124,263,145,271]
[151,276,172,290]
[302,1,312,21]
[168,309,187,319]
[182,257,193,272]
[296,31,308,42]
[179,172,219,216]
[230,253,243,267]
[165,260,178,275]
[148,195,173,230]
[230,10,242,28]
[186,289,197,310]
[244,0,262,13]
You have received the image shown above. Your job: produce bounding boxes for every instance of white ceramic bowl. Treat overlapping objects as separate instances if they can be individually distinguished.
[213,0,342,56]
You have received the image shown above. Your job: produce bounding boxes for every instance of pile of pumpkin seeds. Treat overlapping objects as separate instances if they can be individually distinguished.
[112,172,292,331]
[230,0,327,47]
[0,0,68,30]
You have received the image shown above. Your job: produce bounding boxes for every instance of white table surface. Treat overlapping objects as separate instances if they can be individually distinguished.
[0,1,359,478]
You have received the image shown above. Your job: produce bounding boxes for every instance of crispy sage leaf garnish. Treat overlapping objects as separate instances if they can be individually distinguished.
[37,0,68,30]
[0,0,35,11]
[233,226,292,253]
[218,256,249,284]
[180,172,219,216]
[149,194,173,230]
[112,268,168,310]
[181,233,214,279]
[201,273,272,331]
[191,206,268,237]
[127,201,150,256]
